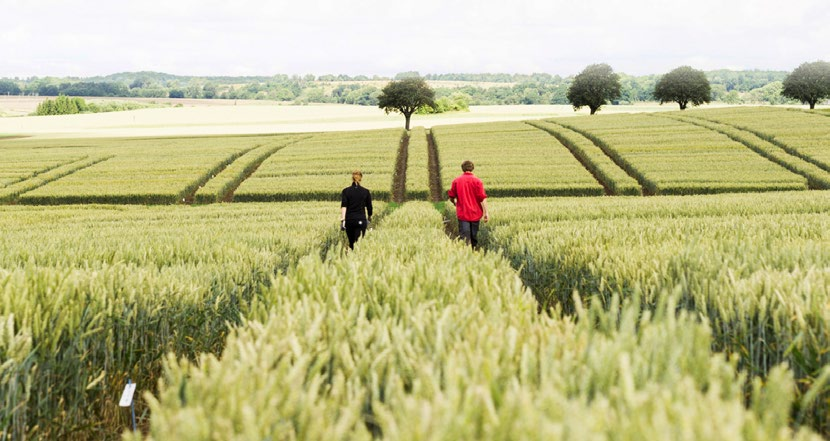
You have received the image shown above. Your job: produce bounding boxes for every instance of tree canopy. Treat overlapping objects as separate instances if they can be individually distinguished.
[377,78,435,130]
[653,66,711,110]
[781,61,830,109]
[566,63,621,115]
[0,79,21,95]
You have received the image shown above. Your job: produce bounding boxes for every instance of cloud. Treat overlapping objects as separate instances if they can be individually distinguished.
[1,0,828,77]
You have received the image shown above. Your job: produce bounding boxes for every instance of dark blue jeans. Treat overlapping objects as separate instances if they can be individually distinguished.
[458,220,480,248]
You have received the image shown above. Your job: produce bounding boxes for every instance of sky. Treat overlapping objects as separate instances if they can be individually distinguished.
[2,0,829,78]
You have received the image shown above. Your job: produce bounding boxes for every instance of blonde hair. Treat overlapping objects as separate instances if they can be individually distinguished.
[352,170,363,185]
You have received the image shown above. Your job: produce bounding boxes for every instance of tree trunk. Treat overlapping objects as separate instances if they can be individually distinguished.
[809,100,816,109]
[589,106,598,115]
[404,112,412,130]
[679,101,687,110]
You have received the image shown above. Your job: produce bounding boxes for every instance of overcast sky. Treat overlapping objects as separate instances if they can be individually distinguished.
[2,0,828,78]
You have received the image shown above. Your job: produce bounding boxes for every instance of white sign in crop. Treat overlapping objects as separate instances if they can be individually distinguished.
[119,383,137,407]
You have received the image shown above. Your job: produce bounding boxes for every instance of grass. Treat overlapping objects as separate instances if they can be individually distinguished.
[0,202,359,439]
[128,202,822,440]
[484,191,830,433]
[3,107,830,438]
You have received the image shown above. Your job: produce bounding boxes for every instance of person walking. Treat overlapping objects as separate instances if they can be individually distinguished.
[447,160,489,248]
[341,170,373,250]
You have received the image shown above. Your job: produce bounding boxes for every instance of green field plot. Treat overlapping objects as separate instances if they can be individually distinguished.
[0,147,84,188]
[665,113,830,189]
[9,136,274,204]
[404,126,431,200]
[554,113,808,195]
[0,155,112,203]
[485,191,830,433]
[433,121,604,197]
[193,134,305,203]
[683,107,830,171]
[233,128,402,201]
[131,203,821,440]
[0,201,358,439]
[526,120,642,195]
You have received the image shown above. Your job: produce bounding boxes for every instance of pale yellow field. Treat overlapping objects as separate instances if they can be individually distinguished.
[0,96,736,139]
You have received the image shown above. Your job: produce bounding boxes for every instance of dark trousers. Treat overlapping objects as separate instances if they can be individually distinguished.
[345,219,367,249]
[458,220,480,248]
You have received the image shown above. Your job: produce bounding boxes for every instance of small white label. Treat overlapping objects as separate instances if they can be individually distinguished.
[119,383,137,407]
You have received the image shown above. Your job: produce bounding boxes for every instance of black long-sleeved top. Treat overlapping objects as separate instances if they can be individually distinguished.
[341,183,373,221]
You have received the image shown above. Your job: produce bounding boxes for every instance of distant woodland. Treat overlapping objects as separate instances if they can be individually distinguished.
[0,69,797,107]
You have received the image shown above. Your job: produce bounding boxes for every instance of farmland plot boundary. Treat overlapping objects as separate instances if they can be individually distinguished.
[392,130,409,203]
[0,157,82,189]
[690,114,830,173]
[552,120,658,195]
[426,129,443,202]
[181,146,259,204]
[660,114,830,189]
[526,121,642,196]
[2,155,113,204]
[193,137,310,204]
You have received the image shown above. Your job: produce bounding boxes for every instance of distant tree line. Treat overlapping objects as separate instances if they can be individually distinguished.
[2,68,825,108]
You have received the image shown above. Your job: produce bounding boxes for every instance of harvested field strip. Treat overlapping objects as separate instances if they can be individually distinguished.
[1,155,112,203]
[391,130,409,203]
[527,120,641,195]
[194,136,308,204]
[662,114,830,189]
[551,119,658,195]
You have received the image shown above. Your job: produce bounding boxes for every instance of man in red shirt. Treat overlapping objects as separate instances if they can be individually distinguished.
[447,160,489,248]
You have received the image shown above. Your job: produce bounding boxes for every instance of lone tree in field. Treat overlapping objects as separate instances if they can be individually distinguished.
[567,63,621,115]
[653,66,711,110]
[781,61,830,109]
[378,77,435,130]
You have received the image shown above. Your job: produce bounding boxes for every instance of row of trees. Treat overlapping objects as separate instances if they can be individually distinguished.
[378,61,829,129]
[566,61,830,114]
[2,69,820,107]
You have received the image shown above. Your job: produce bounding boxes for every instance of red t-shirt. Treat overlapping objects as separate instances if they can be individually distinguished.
[447,172,487,221]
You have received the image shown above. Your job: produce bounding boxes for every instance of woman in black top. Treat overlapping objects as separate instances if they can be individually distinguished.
[340,170,373,249]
